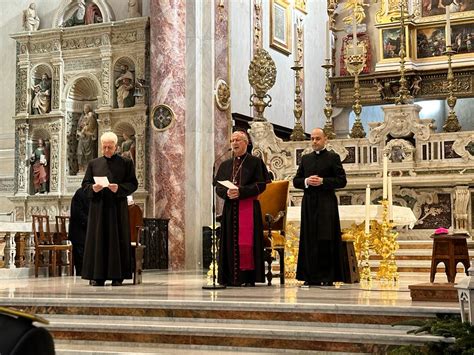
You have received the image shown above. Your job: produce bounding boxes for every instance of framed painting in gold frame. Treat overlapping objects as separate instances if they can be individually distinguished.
[415,21,474,61]
[413,0,474,23]
[378,26,411,62]
[294,0,307,14]
[270,0,292,55]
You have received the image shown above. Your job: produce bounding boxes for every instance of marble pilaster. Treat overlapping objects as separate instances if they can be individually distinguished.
[149,0,187,269]
[214,0,231,170]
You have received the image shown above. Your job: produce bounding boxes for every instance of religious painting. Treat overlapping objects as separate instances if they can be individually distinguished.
[270,0,292,55]
[451,23,474,53]
[151,104,175,131]
[381,28,402,59]
[421,0,474,18]
[416,26,446,58]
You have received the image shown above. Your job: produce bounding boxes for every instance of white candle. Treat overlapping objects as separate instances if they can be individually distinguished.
[352,15,357,55]
[365,184,371,234]
[382,156,388,199]
[326,20,331,61]
[388,174,393,220]
[446,4,451,47]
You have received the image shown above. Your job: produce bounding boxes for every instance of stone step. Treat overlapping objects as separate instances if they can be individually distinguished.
[54,340,339,354]
[45,315,454,353]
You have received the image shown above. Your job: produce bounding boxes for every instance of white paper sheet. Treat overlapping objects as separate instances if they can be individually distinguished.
[217,180,238,189]
[93,176,110,187]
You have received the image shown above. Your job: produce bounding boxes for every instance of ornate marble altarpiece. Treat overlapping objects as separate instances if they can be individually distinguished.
[9,3,149,221]
[249,104,473,237]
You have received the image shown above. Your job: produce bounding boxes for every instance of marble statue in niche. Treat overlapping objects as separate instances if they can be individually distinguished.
[128,0,141,18]
[24,3,40,31]
[119,132,136,163]
[61,0,102,27]
[67,112,80,175]
[31,73,51,115]
[30,138,49,194]
[115,64,135,108]
[76,104,98,172]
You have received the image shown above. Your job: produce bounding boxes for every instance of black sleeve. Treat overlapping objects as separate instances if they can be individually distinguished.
[238,158,269,199]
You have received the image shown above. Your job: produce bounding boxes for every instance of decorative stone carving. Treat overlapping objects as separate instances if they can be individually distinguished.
[383,139,415,163]
[215,79,230,111]
[16,68,28,114]
[369,104,434,144]
[453,136,474,162]
[454,187,470,233]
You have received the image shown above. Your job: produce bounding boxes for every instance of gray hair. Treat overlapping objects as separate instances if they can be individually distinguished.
[100,131,118,145]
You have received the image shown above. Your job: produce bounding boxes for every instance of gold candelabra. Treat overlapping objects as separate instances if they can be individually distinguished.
[373,200,399,284]
[345,46,366,139]
[443,46,462,132]
[322,59,336,139]
[391,1,413,105]
[290,62,306,141]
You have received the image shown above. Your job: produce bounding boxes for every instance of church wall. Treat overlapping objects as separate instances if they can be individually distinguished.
[229,1,253,118]
[229,1,327,131]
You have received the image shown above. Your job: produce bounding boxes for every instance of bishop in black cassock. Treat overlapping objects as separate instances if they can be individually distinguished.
[293,128,347,286]
[215,131,269,287]
[81,132,138,286]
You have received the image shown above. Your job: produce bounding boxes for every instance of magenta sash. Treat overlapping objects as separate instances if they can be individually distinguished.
[238,197,256,270]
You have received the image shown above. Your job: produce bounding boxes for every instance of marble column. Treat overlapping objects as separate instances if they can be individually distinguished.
[149,0,186,269]
[214,0,231,168]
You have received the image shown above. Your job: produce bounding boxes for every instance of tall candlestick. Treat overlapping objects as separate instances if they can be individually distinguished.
[326,20,331,60]
[446,4,451,47]
[382,155,388,199]
[388,174,393,221]
[352,15,357,55]
[365,184,371,234]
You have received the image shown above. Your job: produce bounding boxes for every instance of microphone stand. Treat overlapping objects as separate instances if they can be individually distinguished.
[203,148,231,290]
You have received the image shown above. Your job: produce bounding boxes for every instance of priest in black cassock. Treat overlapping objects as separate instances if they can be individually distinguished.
[81,131,138,286]
[69,186,89,276]
[293,128,347,287]
[215,130,269,287]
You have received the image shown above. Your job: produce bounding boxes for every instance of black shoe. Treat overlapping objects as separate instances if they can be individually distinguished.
[111,280,123,286]
[243,282,255,287]
[90,280,105,286]
[301,281,310,288]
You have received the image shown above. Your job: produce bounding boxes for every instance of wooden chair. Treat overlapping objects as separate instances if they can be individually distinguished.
[32,215,73,277]
[54,215,69,244]
[128,204,145,285]
[257,180,290,285]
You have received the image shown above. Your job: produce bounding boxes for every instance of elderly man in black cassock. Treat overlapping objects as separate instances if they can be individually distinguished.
[293,128,347,287]
[215,130,269,287]
[81,131,138,286]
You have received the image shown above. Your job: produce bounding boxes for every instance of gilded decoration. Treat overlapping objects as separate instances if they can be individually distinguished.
[248,48,277,121]
[375,0,406,24]
[342,0,369,25]
[215,78,231,111]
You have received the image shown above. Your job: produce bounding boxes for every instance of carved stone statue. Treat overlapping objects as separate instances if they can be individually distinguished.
[120,132,136,162]
[24,3,40,31]
[115,65,135,108]
[128,0,141,18]
[76,104,98,172]
[30,138,49,194]
[31,73,51,115]
[62,0,86,27]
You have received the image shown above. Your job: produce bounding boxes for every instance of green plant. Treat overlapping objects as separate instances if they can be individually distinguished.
[388,314,474,354]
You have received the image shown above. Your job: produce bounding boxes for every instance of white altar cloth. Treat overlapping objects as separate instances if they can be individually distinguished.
[0,222,32,233]
[287,205,417,229]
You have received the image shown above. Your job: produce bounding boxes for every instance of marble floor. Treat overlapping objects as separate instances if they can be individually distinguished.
[0,269,462,309]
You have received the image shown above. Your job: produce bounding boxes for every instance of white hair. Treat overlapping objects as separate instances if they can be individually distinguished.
[100,131,118,145]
